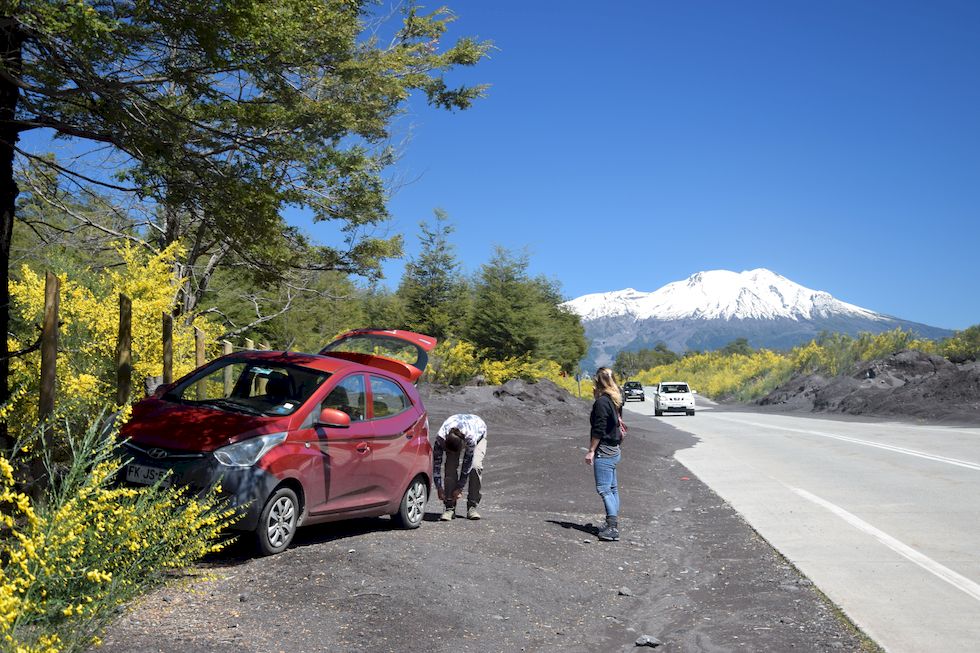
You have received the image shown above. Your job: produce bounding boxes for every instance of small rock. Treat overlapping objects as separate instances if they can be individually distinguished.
[238,594,247,603]
[635,634,662,647]
[618,587,634,596]
[672,507,682,512]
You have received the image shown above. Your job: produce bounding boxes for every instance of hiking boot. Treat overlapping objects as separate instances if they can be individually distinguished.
[440,507,455,521]
[466,506,481,520]
[597,516,620,541]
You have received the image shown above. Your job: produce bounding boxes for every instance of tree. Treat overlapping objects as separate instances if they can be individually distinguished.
[530,277,587,373]
[466,248,540,360]
[465,247,586,370]
[720,338,754,356]
[0,1,490,451]
[397,210,469,340]
[613,342,679,378]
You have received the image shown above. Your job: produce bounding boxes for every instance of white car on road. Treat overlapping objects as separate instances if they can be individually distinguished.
[654,381,695,416]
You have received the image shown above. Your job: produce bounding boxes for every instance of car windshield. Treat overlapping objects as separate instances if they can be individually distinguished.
[164,361,330,416]
[624,382,641,389]
[662,384,689,394]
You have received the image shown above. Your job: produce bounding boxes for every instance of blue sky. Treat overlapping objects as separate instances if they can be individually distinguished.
[337,1,979,330]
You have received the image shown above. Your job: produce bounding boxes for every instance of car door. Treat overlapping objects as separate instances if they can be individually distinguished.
[303,373,382,516]
[366,374,424,502]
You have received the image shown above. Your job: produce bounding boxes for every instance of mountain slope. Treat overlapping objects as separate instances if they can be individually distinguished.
[564,269,953,368]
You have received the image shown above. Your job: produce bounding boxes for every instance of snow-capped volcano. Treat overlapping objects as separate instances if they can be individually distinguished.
[565,269,884,323]
[564,269,952,369]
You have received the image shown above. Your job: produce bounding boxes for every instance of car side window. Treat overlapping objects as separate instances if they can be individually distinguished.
[323,374,366,422]
[369,376,411,419]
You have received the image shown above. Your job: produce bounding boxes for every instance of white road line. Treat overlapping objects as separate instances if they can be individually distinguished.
[791,487,980,603]
[713,415,980,471]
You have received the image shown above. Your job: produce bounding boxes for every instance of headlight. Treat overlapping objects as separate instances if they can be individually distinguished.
[214,432,287,467]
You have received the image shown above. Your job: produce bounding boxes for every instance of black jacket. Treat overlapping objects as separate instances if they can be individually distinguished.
[589,394,621,446]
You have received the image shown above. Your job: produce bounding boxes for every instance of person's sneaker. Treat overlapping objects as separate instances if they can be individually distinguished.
[597,517,620,541]
[466,507,481,520]
[597,526,620,541]
[440,508,455,521]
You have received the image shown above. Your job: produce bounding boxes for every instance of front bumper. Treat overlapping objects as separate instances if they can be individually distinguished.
[117,442,279,532]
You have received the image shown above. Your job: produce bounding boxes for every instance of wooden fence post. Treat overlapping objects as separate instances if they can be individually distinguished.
[38,272,60,425]
[162,313,173,384]
[222,340,233,395]
[244,338,254,350]
[195,327,206,400]
[116,294,132,406]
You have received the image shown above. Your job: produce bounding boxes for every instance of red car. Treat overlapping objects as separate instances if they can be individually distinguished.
[119,329,437,555]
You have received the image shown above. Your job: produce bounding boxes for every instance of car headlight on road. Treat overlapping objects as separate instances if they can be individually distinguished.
[214,432,288,467]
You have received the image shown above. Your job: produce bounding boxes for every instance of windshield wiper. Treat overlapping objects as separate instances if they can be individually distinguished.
[197,398,263,416]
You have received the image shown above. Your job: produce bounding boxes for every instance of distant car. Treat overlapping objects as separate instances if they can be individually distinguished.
[654,381,695,416]
[622,381,645,402]
[120,329,437,555]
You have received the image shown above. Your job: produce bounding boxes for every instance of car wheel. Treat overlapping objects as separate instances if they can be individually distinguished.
[392,476,427,529]
[255,487,299,556]
[687,410,695,416]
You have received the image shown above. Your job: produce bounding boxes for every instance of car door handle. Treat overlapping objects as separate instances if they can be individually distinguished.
[356,442,370,454]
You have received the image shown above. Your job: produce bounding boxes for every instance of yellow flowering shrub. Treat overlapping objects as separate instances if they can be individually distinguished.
[6,242,221,443]
[636,349,796,401]
[633,329,955,401]
[426,340,480,386]
[0,419,234,653]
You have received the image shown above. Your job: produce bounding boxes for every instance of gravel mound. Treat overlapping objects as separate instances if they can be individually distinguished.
[423,379,588,430]
[758,350,980,424]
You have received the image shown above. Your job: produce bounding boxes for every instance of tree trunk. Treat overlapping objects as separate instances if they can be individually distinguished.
[0,18,23,455]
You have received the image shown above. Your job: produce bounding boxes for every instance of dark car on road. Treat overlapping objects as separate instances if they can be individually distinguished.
[119,329,437,555]
[623,380,645,402]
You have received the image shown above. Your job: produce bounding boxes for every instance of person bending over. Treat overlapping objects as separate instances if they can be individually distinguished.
[433,414,488,521]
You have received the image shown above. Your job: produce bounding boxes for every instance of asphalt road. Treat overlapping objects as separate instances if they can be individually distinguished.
[626,389,980,653]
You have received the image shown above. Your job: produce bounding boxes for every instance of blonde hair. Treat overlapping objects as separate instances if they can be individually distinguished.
[593,367,622,407]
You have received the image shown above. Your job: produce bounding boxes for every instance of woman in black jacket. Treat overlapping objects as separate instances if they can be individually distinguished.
[585,366,624,541]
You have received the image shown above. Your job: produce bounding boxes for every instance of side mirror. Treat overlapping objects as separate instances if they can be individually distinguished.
[317,407,351,428]
[692,389,698,394]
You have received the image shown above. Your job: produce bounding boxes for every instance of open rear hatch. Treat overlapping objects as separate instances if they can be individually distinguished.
[319,329,437,383]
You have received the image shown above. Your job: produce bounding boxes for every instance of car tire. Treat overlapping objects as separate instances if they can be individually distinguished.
[255,486,299,556]
[392,476,427,529]
[687,410,695,416]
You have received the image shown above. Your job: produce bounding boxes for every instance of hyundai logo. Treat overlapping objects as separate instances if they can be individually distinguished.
[147,448,168,460]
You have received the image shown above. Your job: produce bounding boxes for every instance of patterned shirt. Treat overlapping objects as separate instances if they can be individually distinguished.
[433,414,487,492]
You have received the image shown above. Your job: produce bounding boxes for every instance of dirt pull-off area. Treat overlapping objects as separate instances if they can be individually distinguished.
[758,350,980,425]
[96,380,874,653]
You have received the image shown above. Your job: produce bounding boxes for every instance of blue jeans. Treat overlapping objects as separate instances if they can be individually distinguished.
[593,452,621,518]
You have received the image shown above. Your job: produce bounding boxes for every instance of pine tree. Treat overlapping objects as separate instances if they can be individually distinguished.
[398,210,469,339]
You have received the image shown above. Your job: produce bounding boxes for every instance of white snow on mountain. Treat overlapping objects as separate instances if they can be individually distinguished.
[564,269,887,323]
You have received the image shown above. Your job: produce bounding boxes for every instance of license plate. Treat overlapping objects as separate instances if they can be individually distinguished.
[126,463,172,488]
